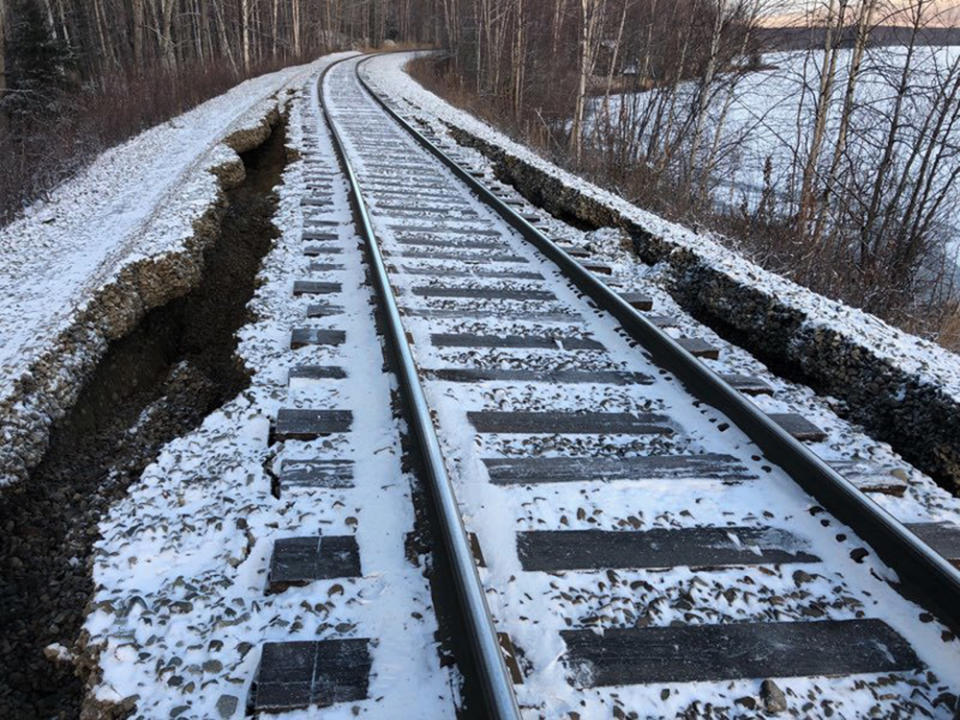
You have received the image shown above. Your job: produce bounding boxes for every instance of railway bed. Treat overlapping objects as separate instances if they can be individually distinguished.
[80,54,960,719]
[242,55,960,718]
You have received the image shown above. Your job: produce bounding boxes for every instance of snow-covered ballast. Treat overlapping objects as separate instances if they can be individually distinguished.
[439,124,960,490]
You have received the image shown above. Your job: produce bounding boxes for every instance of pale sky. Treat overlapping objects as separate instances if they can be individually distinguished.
[760,0,960,27]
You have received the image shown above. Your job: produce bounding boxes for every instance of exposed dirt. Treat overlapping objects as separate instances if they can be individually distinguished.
[0,120,289,719]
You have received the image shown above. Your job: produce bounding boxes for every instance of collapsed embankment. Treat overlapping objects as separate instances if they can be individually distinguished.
[443,123,960,491]
[0,101,292,718]
[0,106,278,488]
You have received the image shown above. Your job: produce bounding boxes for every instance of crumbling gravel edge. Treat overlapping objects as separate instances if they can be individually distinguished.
[0,103,285,489]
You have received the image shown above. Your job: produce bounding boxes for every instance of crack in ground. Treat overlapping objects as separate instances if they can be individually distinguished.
[0,119,289,719]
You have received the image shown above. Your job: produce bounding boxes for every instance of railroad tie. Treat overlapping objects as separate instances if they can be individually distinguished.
[290,328,346,350]
[767,413,828,442]
[827,459,908,496]
[676,336,721,359]
[468,411,674,435]
[249,639,372,713]
[288,366,347,382]
[561,619,921,687]
[482,454,755,485]
[413,286,555,301]
[905,522,960,568]
[303,244,342,256]
[517,526,819,571]
[389,248,529,264]
[720,373,774,395]
[307,261,345,273]
[393,235,506,250]
[306,303,345,318]
[619,292,654,311]
[407,307,579,323]
[274,409,353,441]
[301,196,332,208]
[399,265,543,280]
[293,280,341,296]
[579,260,614,275]
[278,458,354,491]
[267,536,361,593]
[428,368,654,385]
[430,333,604,351]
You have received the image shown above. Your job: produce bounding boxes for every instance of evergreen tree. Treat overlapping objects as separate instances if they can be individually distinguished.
[1,0,73,126]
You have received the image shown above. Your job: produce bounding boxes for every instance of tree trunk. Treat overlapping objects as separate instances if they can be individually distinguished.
[797,0,847,239]
[570,0,604,165]
[551,0,568,57]
[241,0,251,71]
[0,0,6,132]
[598,0,627,146]
[292,0,301,56]
[686,0,726,192]
[54,0,69,47]
[701,0,763,203]
[214,0,238,72]
[132,0,144,67]
[512,0,525,120]
[160,0,177,71]
[812,0,877,247]
[199,0,211,63]
[860,1,922,266]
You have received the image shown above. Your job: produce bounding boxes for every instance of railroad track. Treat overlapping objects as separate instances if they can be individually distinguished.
[246,54,960,718]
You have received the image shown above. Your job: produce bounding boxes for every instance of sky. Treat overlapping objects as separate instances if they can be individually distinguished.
[760,0,960,27]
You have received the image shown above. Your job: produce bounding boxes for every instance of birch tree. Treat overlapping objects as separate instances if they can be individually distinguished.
[241,0,251,71]
[158,0,177,70]
[570,0,605,164]
[796,0,849,239]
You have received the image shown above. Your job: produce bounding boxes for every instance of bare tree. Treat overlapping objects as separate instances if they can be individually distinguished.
[0,0,7,112]
[570,0,605,164]
[241,0,251,71]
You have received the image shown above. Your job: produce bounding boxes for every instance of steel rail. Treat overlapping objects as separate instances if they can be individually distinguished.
[318,58,523,720]
[354,53,960,635]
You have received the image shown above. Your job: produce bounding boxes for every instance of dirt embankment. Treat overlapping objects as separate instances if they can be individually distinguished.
[0,111,291,720]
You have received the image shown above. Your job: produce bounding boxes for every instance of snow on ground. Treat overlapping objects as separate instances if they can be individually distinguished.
[77,52,960,718]
[362,51,960,402]
[82,57,456,718]
[0,54,345,487]
[0,60,320,382]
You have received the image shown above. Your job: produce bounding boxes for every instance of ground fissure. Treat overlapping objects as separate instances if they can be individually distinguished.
[0,118,289,719]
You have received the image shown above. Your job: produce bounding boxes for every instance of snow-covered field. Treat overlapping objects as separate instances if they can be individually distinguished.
[588,46,960,219]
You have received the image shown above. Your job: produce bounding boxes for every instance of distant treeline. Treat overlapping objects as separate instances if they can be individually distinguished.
[757,24,960,51]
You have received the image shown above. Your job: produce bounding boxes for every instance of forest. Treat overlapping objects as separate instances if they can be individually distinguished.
[2,0,960,345]
[0,0,441,223]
